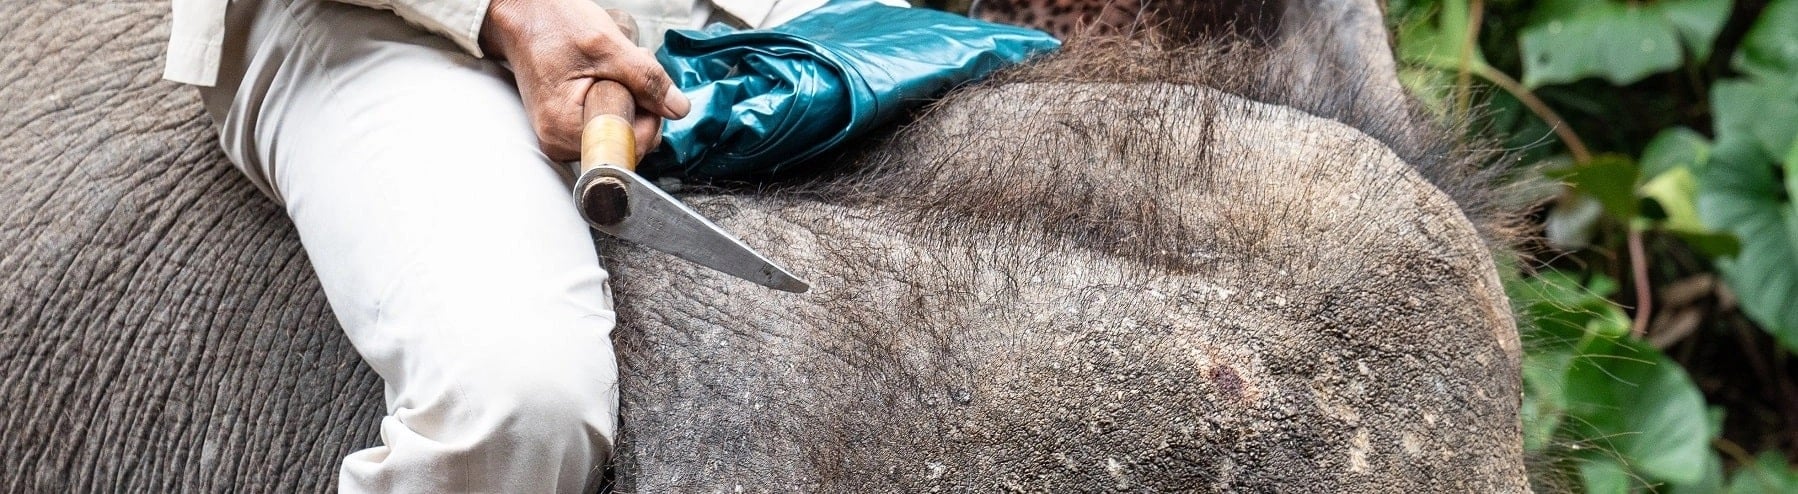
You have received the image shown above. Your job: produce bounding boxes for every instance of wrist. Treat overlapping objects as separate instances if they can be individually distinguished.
[479,0,527,59]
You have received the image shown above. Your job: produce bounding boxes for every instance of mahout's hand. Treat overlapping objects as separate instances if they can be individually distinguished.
[481,0,687,161]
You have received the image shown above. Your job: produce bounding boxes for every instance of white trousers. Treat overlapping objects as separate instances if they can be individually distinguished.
[197,0,724,492]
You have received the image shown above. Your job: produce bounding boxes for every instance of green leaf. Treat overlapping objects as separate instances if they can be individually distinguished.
[1665,451,1727,493]
[1517,0,1729,86]
[1726,452,1798,494]
[1697,136,1798,353]
[1520,7,1679,87]
[1549,154,1642,220]
[1514,271,1625,338]
[1788,142,1798,254]
[1704,406,1725,439]
[1513,270,1635,454]
[1398,65,1458,116]
[1642,127,1712,178]
[1522,346,1573,451]
[1712,78,1798,159]
[1707,64,1798,346]
[1659,0,1733,62]
[1673,230,1743,258]
[1396,0,1489,71]
[1510,271,1722,488]
[1582,458,1634,494]
[1642,167,1706,234]
[1586,303,1633,340]
[1640,128,1712,234]
[1732,0,1798,80]
[1519,0,1688,87]
[1563,337,1714,484]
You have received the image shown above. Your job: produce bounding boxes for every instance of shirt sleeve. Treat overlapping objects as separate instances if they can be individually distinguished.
[164,0,229,85]
[332,0,493,58]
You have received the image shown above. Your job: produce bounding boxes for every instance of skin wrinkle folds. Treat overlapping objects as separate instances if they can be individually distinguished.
[603,36,1524,491]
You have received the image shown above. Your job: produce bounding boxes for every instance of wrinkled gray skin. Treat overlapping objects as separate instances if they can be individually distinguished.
[0,0,1526,491]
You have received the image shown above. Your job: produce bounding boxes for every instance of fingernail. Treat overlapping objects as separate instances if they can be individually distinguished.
[662,86,691,119]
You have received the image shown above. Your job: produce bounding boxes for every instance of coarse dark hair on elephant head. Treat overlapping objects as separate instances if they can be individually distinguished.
[0,0,1530,492]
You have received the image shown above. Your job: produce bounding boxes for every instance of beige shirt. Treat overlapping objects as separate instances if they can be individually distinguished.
[163,0,866,86]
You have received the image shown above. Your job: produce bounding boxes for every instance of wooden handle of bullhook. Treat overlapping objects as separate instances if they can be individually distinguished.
[580,80,638,174]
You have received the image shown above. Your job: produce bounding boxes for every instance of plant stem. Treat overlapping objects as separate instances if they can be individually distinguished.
[1628,228,1652,338]
[1455,0,1485,119]
[1714,437,1756,466]
[1474,64,1593,162]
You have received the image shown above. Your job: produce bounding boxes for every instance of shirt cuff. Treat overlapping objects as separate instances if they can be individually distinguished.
[163,34,223,86]
[387,0,493,58]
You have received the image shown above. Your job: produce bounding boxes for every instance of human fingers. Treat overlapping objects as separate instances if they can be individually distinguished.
[631,111,662,160]
[575,41,687,120]
[563,1,687,120]
[481,0,685,159]
[597,8,687,128]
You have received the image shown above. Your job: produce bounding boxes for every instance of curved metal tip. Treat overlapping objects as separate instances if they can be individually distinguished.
[583,167,814,294]
[770,273,812,294]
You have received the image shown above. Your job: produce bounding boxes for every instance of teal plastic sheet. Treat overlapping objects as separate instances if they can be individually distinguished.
[642,0,1060,178]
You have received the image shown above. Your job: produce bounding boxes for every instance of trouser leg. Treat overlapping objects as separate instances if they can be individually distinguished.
[200,1,630,492]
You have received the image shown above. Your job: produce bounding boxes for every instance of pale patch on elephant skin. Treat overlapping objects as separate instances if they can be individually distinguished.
[1349,428,1372,472]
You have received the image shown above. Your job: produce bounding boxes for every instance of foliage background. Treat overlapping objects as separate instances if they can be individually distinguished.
[1387,0,1798,490]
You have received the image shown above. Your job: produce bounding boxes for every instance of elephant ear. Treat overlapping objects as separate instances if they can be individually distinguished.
[967,0,1399,91]
[1275,0,1408,107]
[969,0,1286,43]
[1266,0,1512,242]
[969,0,1416,149]
[970,0,1504,242]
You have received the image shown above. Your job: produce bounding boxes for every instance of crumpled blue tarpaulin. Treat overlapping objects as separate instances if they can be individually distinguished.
[641,0,1061,178]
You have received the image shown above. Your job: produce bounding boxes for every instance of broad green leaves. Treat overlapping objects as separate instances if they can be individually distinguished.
[1697,137,1798,353]
[1712,79,1798,162]
[1641,128,1743,256]
[1521,3,1681,86]
[1519,0,1731,87]
[1584,459,1635,494]
[1732,0,1798,81]
[1694,0,1798,354]
[1391,0,1798,489]
[1726,452,1798,493]
[1550,155,1642,219]
[1514,272,1716,488]
[1516,271,1625,450]
[1563,336,1713,484]
[1544,142,1734,255]
[1514,271,1614,451]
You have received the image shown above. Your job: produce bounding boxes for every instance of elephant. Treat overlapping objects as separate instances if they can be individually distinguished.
[0,0,1528,491]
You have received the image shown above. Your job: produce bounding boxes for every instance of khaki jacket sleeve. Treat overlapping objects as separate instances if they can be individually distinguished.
[334,0,493,58]
[165,0,230,85]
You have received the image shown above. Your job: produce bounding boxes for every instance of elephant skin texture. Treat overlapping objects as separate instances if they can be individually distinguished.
[0,0,1527,491]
